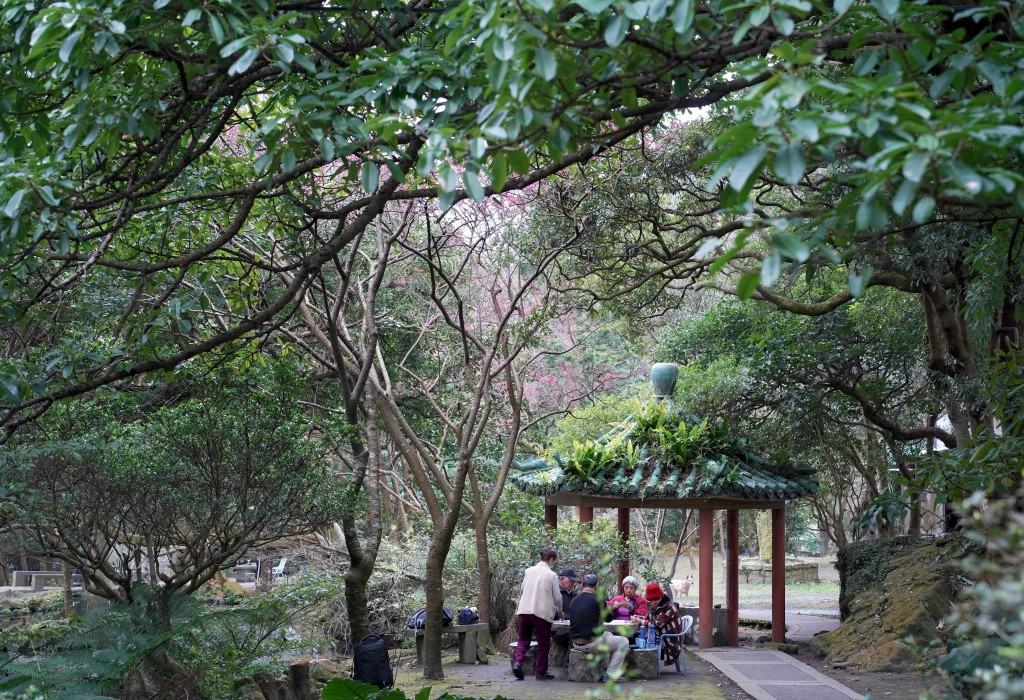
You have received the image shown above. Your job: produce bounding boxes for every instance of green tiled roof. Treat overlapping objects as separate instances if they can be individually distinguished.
[511,415,817,502]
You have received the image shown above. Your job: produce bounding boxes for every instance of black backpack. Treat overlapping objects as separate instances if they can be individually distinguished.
[405,606,454,629]
[353,634,393,689]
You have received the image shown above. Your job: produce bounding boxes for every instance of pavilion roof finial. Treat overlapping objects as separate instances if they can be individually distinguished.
[651,362,678,400]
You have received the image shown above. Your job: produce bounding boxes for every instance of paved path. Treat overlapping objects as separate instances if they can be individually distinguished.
[692,612,860,700]
[697,648,863,700]
[740,609,839,643]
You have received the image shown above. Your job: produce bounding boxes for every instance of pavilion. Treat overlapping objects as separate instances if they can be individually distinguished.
[509,363,818,648]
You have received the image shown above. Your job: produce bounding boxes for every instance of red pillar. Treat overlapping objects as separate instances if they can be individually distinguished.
[699,508,714,648]
[579,506,594,524]
[617,508,630,592]
[772,506,786,643]
[726,509,739,646]
[544,503,557,529]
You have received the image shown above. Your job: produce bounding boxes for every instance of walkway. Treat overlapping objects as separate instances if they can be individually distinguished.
[690,611,862,700]
[697,649,863,700]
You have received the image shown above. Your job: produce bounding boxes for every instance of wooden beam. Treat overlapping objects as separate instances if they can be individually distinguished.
[726,509,739,646]
[699,509,714,649]
[544,492,786,511]
[772,506,786,643]
[579,506,594,524]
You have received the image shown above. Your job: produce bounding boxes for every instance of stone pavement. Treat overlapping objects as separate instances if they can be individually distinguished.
[696,648,863,700]
[740,609,840,643]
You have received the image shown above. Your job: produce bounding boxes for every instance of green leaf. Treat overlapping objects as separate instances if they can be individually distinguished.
[604,15,627,47]
[4,189,27,218]
[59,31,81,63]
[229,48,260,75]
[508,149,531,174]
[535,47,556,81]
[728,145,767,192]
[834,0,853,13]
[891,178,918,216]
[671,0,694,34]
[576,0,614,12]
[0,379,21,405]
[182,8,202,26]
[760,252,781,287]
[869,0,900,21]
[361,162,379,193]
[848,268,872,297]
[902,152,929,184]
[490,152,508,192]
[463,170,485,202]
[772,142,804,185]
[912,196,935,223]
[275,43,294,64]
[736,272,760,299]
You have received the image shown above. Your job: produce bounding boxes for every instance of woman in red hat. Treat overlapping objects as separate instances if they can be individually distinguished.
[644,582,684,666]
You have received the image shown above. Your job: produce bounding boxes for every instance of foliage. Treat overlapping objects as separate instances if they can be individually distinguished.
[3,585,216,698]
[939,483,1024,699]
[0,359,349,604]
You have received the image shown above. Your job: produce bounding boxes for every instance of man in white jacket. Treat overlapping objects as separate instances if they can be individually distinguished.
[512,546,562,680]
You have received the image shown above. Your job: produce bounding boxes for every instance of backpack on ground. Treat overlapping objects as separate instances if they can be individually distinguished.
[405,606,455,629]
[353,634,393,689]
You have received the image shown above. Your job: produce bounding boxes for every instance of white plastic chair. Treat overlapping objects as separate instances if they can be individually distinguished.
[657,614,693,674]
[271,557,287,580]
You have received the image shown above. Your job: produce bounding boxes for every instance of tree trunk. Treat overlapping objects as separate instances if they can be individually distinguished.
[342,401,385,645]
[756,511,773,563]
[422,514,460,680]
[61,559,73,618]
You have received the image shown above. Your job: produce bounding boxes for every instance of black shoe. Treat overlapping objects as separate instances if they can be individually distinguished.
[512,663,524,680]
[535,673,555,680]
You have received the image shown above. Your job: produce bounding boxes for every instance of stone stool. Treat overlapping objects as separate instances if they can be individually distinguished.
[508,641,536,673]
[626,647,660,679]
[567,648,604,682]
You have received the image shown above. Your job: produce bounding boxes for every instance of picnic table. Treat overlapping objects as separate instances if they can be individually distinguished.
[404,622,490,664]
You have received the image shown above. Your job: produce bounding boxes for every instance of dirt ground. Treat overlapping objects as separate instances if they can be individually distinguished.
[798,652,962,700]
[392,649,749,700]
[390,557,961,700]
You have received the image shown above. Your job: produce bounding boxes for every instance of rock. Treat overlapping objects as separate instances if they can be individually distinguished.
[234,678,267,700]
[285,660,314,700]
[626,648,659,679]
[251,671,282,700]
[307,659,340,684]
[567,649,603,682]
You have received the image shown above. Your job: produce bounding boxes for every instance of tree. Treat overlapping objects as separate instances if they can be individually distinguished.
[0,360,347,688]
[0,0,784,439]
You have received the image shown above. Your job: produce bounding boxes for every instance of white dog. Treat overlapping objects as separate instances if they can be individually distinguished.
[670,575,694,599]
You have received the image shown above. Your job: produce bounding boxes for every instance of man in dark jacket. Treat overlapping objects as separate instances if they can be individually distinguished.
[569,573,628,682]
[551,568,579,661]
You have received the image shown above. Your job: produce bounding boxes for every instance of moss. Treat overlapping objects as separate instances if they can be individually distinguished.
[817,535,976,672]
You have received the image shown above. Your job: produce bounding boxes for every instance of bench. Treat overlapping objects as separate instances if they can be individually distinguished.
[404,622,489,664]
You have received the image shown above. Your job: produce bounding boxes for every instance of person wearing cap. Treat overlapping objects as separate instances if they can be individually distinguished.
[556,568,579,617]
[551,568,579,659]
[513,546,562,680]
[607,575,648,622]
[569,573,629,682]
[645,582,684,666]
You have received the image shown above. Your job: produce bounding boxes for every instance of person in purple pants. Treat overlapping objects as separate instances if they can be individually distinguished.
[512,546,562,680]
